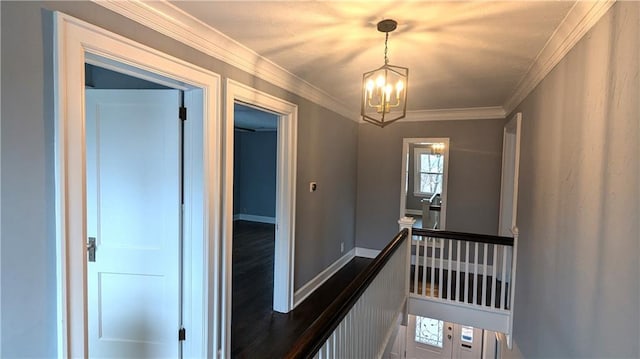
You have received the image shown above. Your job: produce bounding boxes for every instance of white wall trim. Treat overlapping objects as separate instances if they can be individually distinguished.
[232,214,276,224]
[93,0,612,123]
[293,248,355,308]
[503,1,615,113]
[92,0,357,121]
[400,107,506,122]
[355,247,381,259]
[54,12,221,358]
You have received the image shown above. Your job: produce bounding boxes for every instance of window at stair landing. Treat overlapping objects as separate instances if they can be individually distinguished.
[414,146,444,196]
[415,316,444,348]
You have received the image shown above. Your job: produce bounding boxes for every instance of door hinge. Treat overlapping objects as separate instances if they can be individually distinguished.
[179,106,187,121]
[178,327,186,341]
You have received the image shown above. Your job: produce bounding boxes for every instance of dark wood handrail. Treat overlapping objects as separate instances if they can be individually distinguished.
[412,228,514,246]
[284,228,410,359]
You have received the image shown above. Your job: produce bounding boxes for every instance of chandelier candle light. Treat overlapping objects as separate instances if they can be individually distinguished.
[361,19,409,128]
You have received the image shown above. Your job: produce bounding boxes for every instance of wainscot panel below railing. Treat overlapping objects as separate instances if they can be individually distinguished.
[285,225,411,359]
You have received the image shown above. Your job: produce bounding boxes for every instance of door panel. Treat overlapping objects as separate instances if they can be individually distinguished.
[452,324,483,359]
[407,315,483,359]
[406,315,453,359]
[86,89,181,358]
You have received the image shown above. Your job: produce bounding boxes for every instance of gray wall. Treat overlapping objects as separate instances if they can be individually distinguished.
[508,2,639,358]
[356,120,504,250]
[233,131,277,218]
[0,1,358,356]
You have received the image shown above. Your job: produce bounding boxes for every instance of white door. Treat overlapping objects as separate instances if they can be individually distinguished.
[86,89,181,358]
[406,315,453,359]
[498,113,522,237]
[406,316,483,359]
[451,324,483,359]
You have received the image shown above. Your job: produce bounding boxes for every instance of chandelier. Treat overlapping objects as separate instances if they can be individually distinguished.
[361,19,409,128]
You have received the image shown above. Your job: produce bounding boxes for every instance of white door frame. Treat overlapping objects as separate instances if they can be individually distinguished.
[222,79,298,356]
[498,112,521,349]
[53,12,221,358]
[399,138,450,229]
[498,113,522,237]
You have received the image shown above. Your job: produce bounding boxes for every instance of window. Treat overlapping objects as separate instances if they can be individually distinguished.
[461,326,474,343]
[414,144,445,196]
[415,316,444,348]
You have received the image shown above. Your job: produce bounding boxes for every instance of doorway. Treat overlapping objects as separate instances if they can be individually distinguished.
[54,13,221,358]
[85,64,184,357]
[222,79,298,357]
[400,138,450,229]
[231,103,278,355]
[387,316,489,359]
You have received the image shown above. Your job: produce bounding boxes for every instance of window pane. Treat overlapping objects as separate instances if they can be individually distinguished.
[420,153,443,173]
[415,316,444,348]
[461,326,474,343]
[420,173,442,194]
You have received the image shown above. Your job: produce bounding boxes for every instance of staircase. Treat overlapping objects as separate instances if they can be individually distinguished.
[285,218,518,358]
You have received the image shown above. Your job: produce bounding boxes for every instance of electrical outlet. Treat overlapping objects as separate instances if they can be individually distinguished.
[340,242,344,253]
[309,182,317,192]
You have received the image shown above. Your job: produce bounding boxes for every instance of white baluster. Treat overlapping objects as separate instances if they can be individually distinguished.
[465,241,470,303]
[439,236,444,299]
[447,238,452,301]
[422,238,427,296]
[501,246,508,309]
[473,243,478,305]
[431,238,436,298]
[492,244,498,308]
[482,243,488,307]
[456,241,461,302]
[413,239,419,295]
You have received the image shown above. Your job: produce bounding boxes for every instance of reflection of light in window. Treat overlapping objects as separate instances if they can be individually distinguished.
[415,316,443,348]
[461,326,474,343]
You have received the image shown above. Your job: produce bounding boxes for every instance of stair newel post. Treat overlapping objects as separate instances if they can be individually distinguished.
[398,216,416,325]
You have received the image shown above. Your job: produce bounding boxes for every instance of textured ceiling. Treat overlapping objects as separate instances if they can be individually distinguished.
[170,1,575,113]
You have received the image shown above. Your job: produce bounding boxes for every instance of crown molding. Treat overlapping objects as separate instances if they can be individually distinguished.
[92,0,358,121]
[503,0,616,114]
[394,106,506,122]
[93,0,614,124]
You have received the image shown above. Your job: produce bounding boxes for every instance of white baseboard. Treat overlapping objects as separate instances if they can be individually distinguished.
[355,247,381,259]
[233,213,276,224]
[293,248,355,308]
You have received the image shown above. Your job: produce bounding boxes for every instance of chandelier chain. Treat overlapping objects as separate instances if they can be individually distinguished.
[384,32,389,65]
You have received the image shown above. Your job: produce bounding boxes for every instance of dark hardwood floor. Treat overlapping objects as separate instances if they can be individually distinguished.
[231,220,372,358]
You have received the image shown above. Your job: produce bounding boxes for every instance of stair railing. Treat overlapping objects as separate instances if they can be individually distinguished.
[285,222,412,359]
